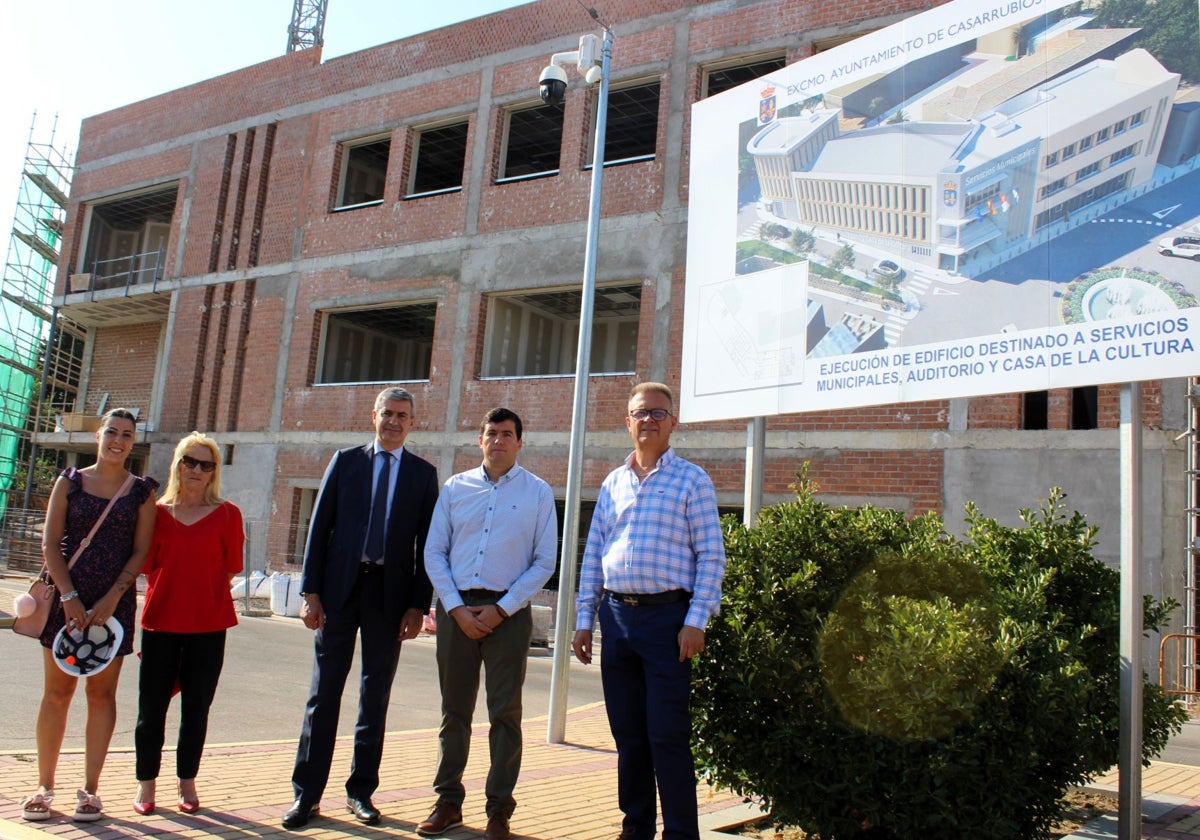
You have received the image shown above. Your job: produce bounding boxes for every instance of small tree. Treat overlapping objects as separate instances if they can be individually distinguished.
[790,227,817,257]
[829,243,856,273]
[693,478,1186,839]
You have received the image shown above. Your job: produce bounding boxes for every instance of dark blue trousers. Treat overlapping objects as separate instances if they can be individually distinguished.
[599,596,698,840]
[291,565,401,802]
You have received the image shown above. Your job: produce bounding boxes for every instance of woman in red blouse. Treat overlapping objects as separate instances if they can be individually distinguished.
[131,432,244,816]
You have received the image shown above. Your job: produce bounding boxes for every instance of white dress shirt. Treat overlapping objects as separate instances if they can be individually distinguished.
[424,463,558,618]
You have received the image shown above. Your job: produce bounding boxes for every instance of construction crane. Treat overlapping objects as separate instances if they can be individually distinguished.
[287,0,328,53]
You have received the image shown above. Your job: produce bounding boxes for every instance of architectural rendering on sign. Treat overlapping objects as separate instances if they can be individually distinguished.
[683,0,1200,419]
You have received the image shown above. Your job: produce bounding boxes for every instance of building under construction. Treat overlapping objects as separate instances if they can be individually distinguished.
[2,0,1195,698]
[0,118,84,566]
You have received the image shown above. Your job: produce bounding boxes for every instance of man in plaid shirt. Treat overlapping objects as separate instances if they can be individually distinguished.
[572,381,727,840]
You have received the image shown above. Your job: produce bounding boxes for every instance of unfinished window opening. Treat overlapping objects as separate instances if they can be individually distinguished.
[1071,386,1098,430]
[704,55,787,98]
[482,283,642,378]
[595,82,660,165]
[1022,391,1048,430]
[289,488,317,566]
[79,186,177,291]
[336,137,390,209]
[318,301,437,384]
[408,121,469,197]
[545,499,596,590]
[499,102,564,181]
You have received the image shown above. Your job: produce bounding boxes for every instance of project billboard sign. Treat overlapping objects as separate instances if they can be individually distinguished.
[680,0,1200,422]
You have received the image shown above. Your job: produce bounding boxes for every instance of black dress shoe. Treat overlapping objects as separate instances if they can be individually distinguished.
[346,796,381,825]
[282,799,319,830]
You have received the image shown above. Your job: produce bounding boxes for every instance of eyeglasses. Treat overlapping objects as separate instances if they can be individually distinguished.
[179,455,216,473]
[628,408,672,422]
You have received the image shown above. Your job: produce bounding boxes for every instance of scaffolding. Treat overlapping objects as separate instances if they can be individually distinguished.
[1179,376,1200,708]
[0,115,78,516]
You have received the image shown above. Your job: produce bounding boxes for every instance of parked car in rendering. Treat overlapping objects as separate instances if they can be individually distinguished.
[1158,235,1200,260]
[872,258,905,279]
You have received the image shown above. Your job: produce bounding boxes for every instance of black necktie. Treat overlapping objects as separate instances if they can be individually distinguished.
[365,451,390,562]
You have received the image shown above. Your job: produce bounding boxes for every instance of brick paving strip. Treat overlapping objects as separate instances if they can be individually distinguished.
[4,701,1196,840]
[1087,764,1200,839]
[0,704,753,840]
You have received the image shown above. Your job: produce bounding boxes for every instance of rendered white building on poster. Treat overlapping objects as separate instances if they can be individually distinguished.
[746,49,1179,276]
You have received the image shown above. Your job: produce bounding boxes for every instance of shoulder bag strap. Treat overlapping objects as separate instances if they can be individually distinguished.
[65,472,138,570]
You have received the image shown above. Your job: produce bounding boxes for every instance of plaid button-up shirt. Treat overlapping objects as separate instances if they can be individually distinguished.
[575,447,726,632]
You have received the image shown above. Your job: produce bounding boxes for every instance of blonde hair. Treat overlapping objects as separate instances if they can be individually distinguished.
[160,431,224,505]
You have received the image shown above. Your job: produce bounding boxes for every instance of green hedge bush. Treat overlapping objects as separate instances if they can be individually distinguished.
[693,478,1186,839]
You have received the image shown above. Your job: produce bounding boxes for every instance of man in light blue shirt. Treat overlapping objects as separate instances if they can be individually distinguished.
[418,408,558,840]
[573,382,726,840]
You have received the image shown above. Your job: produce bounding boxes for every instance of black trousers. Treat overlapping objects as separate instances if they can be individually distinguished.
[291,563,402,802]
[135,628,228,781]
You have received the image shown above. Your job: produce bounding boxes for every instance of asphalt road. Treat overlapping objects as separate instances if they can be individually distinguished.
[1,575,1196,766]
[1169,719,1200,766]
[0,577,605,753]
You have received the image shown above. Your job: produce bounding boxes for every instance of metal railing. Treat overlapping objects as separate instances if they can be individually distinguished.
[1,513,566,633]
[1159,633,1199,713]
[73,247,165,293]
[0,508,46,573]
[0,510,303,577]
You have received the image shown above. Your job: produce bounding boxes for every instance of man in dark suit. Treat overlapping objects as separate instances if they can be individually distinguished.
[282,387,440,829]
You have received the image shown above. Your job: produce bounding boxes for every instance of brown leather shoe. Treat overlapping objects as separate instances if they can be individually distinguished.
[484,812,511,840]
[416,800,463,836]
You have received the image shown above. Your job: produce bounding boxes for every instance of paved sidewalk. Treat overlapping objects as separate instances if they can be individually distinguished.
[2,582,1198,839]
[1081,764,1200,839]
[1,706,1198,840]
[0,703,756,840]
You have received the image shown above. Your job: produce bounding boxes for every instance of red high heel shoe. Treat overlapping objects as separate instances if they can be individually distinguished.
[133,781,155,816]
[178,780,199,814]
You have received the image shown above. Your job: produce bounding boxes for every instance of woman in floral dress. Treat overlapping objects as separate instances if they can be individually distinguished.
[20,408,158,822]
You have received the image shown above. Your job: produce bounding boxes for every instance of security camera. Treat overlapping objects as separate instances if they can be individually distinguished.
[539,64,568,105]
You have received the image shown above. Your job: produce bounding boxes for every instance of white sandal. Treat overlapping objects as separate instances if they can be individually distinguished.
[73,788,103,822]
[20,788,54,821]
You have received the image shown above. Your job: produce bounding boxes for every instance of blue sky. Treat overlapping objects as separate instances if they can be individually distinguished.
[0,0,527,267]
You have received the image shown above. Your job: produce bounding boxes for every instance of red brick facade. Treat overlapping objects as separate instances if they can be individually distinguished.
[51,0,1185,581]
[83,324,161,415]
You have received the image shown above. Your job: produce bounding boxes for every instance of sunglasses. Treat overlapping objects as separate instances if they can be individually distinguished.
[179,454,217,473]
[628,408,672,421]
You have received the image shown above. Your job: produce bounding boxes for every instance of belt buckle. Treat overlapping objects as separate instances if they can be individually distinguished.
[618,593,639,606]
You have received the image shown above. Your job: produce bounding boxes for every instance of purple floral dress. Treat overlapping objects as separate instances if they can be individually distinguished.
[39,468,159,657]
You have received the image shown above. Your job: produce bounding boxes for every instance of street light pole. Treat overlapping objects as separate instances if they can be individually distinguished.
[548,26,612,745]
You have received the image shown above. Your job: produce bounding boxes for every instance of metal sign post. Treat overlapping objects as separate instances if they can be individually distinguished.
[1118,381,1144,840]
[744,417,765,526]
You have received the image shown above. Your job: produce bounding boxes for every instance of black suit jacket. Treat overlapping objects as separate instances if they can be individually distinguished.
[299,443,439,628]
